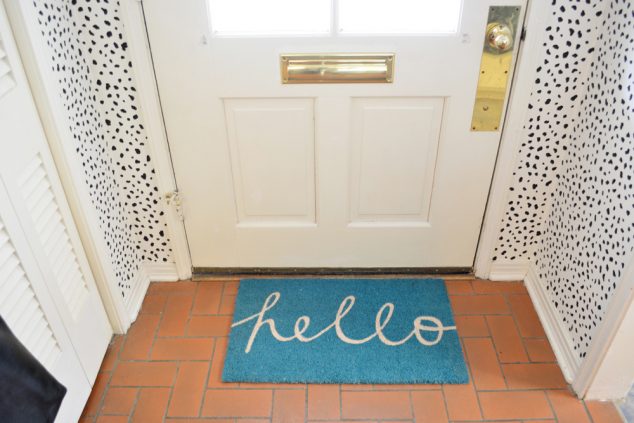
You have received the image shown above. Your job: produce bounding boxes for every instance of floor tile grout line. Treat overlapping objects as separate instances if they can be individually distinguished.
[407,390,415,421]
[481,312,509,391]
[91,369,114,419]
[126,386,140,423]
[583,395,598,423]
[151,289,170,357]
[543,389,560,422]
[162,360,180,419]
[339,382,343,420]
[460,326,486,421]
[303,384,309,423]
[180,282,201,338]
[94,335,124,418]
[439,384,452,421]
[503,291,533,363]
[216,279,228,316]
[199,340,218,417]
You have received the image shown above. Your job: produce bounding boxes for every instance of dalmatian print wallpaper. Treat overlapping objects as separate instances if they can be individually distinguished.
[493,0,607,262]
[495,0,634,358]
[32,0,172,298]
[71,0,172,263]
[537,0,634,358]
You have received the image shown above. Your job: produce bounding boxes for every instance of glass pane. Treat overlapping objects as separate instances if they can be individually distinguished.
[209,0,331,35]
[338,0,462,34]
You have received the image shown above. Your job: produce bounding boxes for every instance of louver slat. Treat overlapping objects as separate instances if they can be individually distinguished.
[0,220,61,369]
[0,35,16,98]
[18,156,89,320]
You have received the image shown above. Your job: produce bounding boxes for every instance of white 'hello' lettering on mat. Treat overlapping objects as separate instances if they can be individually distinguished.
[231,292,457,353]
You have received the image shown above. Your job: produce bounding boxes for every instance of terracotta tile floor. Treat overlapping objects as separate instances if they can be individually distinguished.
[80,278,624,423]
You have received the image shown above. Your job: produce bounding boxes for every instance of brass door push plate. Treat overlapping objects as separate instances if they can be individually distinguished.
[280,54,395,84]
[471,6,521,131]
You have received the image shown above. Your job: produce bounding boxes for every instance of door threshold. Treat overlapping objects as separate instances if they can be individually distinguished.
[192,267,473,279]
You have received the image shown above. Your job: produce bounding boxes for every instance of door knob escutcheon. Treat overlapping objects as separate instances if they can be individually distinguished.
[471,6,521,131]
[486,23,513,52]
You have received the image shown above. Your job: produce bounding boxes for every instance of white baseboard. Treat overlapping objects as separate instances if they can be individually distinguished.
[488,259,530,281]
[524,263,581,383]
[573,255,634,400]
[120,263,178,326]
[123,265,151,324]
[144,262,180,282]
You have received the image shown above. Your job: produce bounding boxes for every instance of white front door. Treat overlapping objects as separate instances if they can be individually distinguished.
[0,4,112,421]
[144,0,525,268]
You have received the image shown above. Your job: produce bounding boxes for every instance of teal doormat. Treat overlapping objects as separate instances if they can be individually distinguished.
[222,278,468,384]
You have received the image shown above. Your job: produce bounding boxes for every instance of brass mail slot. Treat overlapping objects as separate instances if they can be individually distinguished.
[280,54,394,84]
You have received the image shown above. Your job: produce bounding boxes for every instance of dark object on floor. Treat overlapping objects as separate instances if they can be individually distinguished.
[0,315,67,423]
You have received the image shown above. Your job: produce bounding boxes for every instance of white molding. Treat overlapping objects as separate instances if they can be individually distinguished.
[124,265,151,322]
[119,0,192,280]
[524,263,581,384]
[474,0,550,279]
[488,259,530,281]
[573,253,634,400]
[4,0,131,333]
[144,261,179,282]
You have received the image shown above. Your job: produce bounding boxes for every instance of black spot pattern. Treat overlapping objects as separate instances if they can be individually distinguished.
[538,0,634,358]
[495,0,634,358]
[72,1,171,263]
[32,0,173,297]
[494,0,606,261]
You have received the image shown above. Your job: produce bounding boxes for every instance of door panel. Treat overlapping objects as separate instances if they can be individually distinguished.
[349,97,442,225]
[144,0,526,268]
[225,98,316,225]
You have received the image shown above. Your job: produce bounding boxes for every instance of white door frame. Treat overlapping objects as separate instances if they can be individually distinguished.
[473,0,547,281]
[119,0,192,281]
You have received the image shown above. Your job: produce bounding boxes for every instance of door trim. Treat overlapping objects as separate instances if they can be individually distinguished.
[120,0,192,280]
[474,0,545,280]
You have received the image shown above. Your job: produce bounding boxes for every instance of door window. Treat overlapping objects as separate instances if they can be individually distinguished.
[338,0,461,34]
[208,0,331,36]
[208,0,462,36]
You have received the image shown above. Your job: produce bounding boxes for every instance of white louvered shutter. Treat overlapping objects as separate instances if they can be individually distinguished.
[0,31,16,98]
[0,3,112,422]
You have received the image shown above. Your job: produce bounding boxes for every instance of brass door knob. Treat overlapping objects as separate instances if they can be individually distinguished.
[486,23,513,52]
